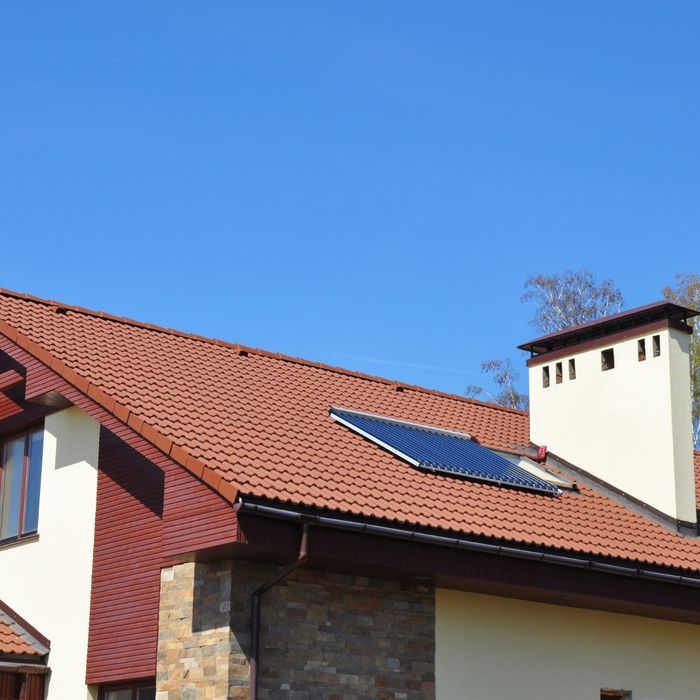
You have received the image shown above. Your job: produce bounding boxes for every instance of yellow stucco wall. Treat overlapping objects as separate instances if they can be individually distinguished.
[436,588,700,700]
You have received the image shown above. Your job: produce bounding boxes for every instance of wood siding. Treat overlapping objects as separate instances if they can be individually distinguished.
[87,427,164,683]
[88,426,238,684]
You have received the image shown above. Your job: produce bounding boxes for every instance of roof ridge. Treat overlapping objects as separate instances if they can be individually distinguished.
[0,287,529,418]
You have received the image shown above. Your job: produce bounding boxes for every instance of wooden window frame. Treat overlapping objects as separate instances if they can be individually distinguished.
[0,424,44,544]
[98,680,156,700]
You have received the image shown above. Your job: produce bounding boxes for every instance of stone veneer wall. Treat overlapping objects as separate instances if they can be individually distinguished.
[157,560,435,700]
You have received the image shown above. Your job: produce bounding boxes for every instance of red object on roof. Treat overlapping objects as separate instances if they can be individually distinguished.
[1,288,700,571]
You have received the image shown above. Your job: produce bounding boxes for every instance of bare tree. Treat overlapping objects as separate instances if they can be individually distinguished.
[468,269,622,410]
[466,359,529,411]
[662,272,700,447]
[521,269,624,334]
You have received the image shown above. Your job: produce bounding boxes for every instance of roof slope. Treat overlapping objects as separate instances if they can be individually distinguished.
[1,289,700,571]
[0,601,48,658]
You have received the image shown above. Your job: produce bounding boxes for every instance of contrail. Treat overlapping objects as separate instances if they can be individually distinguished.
[332,352,480,377]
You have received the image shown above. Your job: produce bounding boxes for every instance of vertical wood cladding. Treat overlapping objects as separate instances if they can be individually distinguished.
[0,671,45,699]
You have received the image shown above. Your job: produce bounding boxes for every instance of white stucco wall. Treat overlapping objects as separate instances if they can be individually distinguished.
[529,327,696,523]
[1,407,100,700]
[437,588,700,700]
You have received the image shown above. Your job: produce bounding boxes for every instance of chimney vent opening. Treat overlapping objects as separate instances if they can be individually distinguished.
[601,349,615,371]
[652,334,661,357]
[555,362,563,384]
[638,339,646,362]
[542,366,550,388]
[568,358,576,380]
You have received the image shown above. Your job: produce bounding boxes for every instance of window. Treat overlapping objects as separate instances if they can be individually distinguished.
[601,690,631,699]
[100,684,155,700]
[0,428,44,541]
[652,334,661,357]
[568,358,576,380]
[555,362,563,384]
[638,338,646,361]
[542,366,550,388]
[601,348,615,371]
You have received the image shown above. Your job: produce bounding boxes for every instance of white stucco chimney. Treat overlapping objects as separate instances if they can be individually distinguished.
[521,301,699,527]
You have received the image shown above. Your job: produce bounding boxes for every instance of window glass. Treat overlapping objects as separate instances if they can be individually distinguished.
[102,686,155,700]
[104,691,132,700]
[22,431,44,533]
[0,437,25,540]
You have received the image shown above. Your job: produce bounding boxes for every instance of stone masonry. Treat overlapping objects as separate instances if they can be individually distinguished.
[157,560,235,700]
[157,560,435,700]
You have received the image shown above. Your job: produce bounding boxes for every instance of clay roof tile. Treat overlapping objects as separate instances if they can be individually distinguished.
[0,288,699,571]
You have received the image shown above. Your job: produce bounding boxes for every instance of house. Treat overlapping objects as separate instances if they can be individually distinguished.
[1,288,700,700]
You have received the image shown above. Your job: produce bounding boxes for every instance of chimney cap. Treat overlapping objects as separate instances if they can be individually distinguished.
[518,300,699,356]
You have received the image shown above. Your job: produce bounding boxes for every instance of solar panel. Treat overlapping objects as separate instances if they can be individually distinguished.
[331,408,560,495]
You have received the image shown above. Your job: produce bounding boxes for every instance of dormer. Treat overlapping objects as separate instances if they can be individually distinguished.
[520,301,699,528]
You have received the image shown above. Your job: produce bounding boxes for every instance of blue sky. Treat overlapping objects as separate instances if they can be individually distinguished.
[1,2,698,397]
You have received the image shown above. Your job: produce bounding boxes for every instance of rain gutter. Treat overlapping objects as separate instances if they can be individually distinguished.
[234,500,700,589]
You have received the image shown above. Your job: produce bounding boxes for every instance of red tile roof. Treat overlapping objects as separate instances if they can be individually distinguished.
[1,289,700,571]
[0,619,41,656]
[0,602,48,657]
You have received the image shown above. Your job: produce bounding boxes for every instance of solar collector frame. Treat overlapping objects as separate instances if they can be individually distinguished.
[331,407,560,495]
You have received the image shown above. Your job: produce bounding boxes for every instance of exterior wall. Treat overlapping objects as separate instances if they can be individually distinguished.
[529,326,696,522]
[86,425,238,685]
[157,560,435,700]
[87,426,165,684]
[157,561,236,700]
[0,407,100,700]
[436,588,700,700]
[0,314,238,686]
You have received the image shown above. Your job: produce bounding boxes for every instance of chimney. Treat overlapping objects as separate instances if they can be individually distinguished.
[520,301,699,527]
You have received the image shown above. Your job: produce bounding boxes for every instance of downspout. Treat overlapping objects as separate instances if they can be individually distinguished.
[249,522,309,700]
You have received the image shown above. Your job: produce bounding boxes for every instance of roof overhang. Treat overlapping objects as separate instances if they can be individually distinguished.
[232,496,700,626]
[519,301,699,356]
